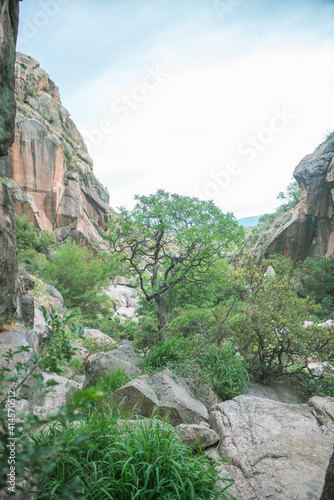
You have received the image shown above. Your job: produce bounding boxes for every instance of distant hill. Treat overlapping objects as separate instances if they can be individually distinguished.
[238,215,262,227]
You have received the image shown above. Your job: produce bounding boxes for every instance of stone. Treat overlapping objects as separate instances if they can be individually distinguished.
[84,344,142,388]
[320,447,334,500]
[33,300,48,339]
[175,423,219,450]
[0,325,36,371]
[45,284,64,311]
[82,328,116,346]
[19,372,81,418]
[110,368,209,425]
[18,267,35,293]
[0,52,113,252]
[0,182,19,329]
[0,0,19,156]
[242,381,307,404]
[21,294,34,328]
[255,134,334,262]
[209,395,334,500]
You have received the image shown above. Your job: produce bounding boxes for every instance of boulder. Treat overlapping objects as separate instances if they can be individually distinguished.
[209,395,334,500]
[110,368,208,425]
[82,328,116,346]
[45,284,63,312]
[84,344,141,388]
[18,372,81,418]
[0,325,37,371]
[242,381,307,404]
[175,423,219,450]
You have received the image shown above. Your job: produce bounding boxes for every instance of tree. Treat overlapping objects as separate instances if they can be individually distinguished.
[277,180,300,210]
[108,190,244,338]
[43,241,111,320]
[230,258,334,385]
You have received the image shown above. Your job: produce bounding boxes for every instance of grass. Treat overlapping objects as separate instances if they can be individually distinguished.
[33,410,233,499]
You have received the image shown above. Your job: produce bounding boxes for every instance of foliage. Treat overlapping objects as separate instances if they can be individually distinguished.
[291,364,334,398]
[81,336,117,356]
[38,307,83,375]
[0,310,102,498]
[43,241,112,321]
[34,411,233,499]
[294,255,334,318]
[108,190,244,337]
[277,180,301,211]
[229,258,334,385]
[142,336,249,402]
[15,214,55,255]
[89,368,134,412]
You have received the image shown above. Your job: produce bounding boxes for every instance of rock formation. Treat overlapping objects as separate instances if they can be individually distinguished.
[209,395,334,499]
[0,0,20,329]
[0,52,113,250]
[255,133,334,262]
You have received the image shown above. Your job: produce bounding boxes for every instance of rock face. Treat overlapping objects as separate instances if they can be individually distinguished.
[0,0,19,156]
[110,368,209,425]
[0,52,113,250]
[209,395,334,500]
[320,448,334,500]
[0,0,20,329]
[257,134,334,262]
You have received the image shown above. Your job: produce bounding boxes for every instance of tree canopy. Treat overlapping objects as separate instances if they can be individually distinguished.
[108,190,244,336]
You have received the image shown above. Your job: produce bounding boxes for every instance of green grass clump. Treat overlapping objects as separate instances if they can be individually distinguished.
[34,411,232,499]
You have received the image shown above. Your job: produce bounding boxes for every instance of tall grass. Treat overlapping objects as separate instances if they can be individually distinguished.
[33,411,233,499]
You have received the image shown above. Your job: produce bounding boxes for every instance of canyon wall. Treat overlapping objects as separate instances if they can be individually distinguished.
[0,52,113,251]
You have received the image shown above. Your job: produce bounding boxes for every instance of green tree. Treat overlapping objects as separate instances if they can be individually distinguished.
[108,190,243,338]
[15,213,39,250]
[294,255,334,318]
[230,258,334,385]
[277,180,301,210]
[44,241,111,320]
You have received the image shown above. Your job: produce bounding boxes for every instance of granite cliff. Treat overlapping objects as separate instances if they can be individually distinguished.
[0,0,20,329]
[0,52,112,250]
[254,133,334,263]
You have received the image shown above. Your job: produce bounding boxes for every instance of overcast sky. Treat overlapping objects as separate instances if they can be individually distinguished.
[17,0,334,218]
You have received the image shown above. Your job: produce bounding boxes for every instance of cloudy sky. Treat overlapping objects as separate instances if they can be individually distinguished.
[17,0,334,218]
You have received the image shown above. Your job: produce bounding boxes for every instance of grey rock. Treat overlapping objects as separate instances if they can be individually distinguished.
[209,395,334,500]
[110,368,209,426]
[21,294,34,328]
[84,344,142,388]
[0,325,35,371]
[242,381,307,404]
[18,267,35,293]
[320,447,334,500]
[175,423,219,449]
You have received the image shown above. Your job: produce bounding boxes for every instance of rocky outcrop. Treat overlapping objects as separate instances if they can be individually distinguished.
[110,368,209,425]
[0,0,19,156]
[320,448,334,500]
[256,134,334,262]
[209,395,334,500]
[0,0,20,329]
[0,53,113,251]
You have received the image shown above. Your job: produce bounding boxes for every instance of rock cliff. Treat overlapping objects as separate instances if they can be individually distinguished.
[0,53,113,250]
[0,0,20,329]
[255,133,334,262]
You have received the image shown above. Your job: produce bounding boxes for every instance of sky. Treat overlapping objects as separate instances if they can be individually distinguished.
[17,0,334,218]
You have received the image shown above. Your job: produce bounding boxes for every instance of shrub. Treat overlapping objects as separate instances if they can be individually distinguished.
[34,412,233,499]
[142,336,249,402]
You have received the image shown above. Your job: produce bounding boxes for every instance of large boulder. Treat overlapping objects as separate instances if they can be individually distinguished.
[209,395,334,500]
[175,423,219,450]
[110,368,209,426]
[0,325,37,371]
[84,343,141,387]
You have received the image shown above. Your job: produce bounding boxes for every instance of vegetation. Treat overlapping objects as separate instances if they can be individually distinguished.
[108,190,243,338]
[34,412,232,499]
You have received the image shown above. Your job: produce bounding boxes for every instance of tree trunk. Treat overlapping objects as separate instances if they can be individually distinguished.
[156,292,168,341]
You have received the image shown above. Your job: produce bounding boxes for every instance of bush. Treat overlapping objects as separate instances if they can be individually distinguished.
[142,336,249,402]
[34,411,233,499]
[43,241,112,321]
[294,255,334,318]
